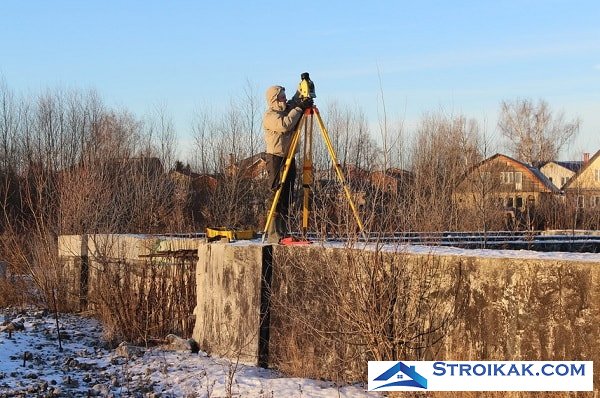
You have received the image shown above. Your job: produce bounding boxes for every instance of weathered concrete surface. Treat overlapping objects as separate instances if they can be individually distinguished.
[57,235,90,310]
[59,234,204,260]
[192,242,266,363]
[453,257,599,363]
[58,234,88,257]
[268,245,600,391]
[58,235,599,393]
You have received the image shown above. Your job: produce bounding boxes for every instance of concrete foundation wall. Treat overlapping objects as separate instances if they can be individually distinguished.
[192,242,599,392]
[59,234,204,260]
[58,235,599,392]
[269,246,600,388]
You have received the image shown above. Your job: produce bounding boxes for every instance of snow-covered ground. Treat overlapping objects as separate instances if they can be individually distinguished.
[300,240,600,262]
[0,307,379,397]
[225,237,600,262]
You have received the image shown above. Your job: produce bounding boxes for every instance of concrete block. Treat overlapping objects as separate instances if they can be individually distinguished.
[193,242,267,364]
[86,234,161,260]
[58,235,88,257]
[157,237,205,252]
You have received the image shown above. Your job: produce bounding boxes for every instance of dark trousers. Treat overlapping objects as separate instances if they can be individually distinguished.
[266,153,296,218]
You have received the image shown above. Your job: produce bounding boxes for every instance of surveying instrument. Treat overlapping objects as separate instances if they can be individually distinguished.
[262,73,365,243]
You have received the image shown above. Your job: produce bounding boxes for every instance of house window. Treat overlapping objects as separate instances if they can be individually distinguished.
[561,176,569,186]
[595,169,600,182]
[516,196,523,208]
[506,197,514,207]
[500,171,514,184]
[515,172,523,190]
[482,171,492,183]
[577,195,585,208]
[591,196,600,208]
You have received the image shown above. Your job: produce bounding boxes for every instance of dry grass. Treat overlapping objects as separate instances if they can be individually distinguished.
[88,254,196,346]
[268,244,468,382]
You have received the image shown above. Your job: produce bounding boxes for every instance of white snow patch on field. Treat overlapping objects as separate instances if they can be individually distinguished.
[0,308,379,397]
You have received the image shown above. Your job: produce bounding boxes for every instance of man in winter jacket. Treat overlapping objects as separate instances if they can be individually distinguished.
[263,85,313,243]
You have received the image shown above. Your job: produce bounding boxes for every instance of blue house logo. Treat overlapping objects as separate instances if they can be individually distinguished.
[372,361,428,390]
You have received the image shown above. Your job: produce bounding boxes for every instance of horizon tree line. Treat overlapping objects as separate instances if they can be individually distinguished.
[0,77,590,311]
[0,80,585,235]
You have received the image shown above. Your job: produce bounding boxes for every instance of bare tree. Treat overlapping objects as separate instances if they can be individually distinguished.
[498,98,579,165]
[320,102,380,173]
[0,80,23,229]
[408,112,482,231]
[242,79,260,158]
[143,103,177,171]
[190,105,217,174]
[0,81,183,308]
[189,92,267,230]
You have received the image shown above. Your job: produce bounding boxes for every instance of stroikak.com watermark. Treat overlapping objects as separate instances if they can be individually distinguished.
[368,361,593,391]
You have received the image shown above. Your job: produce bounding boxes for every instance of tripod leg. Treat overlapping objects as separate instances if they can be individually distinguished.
[262,115,305,243]
[302,112,314,236]
[313,108,366,235]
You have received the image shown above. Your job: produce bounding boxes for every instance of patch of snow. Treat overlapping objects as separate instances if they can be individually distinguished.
[230,237,600,263]
[0,308,380,397]
[318,241,600,263]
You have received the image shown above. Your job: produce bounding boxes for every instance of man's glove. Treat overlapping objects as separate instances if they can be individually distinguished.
[298,98,313,110]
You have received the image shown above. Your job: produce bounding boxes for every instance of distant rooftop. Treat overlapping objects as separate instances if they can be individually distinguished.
[553,161,584,173]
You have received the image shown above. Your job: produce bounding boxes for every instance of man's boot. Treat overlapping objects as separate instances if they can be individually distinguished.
[266,213,281,244]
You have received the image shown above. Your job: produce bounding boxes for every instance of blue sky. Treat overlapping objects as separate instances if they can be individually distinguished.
[1,0,599,160]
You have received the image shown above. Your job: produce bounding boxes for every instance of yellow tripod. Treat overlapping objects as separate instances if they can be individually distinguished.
[261,106,365,242]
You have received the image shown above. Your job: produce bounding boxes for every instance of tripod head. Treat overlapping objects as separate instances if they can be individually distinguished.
[297,72,316,100]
